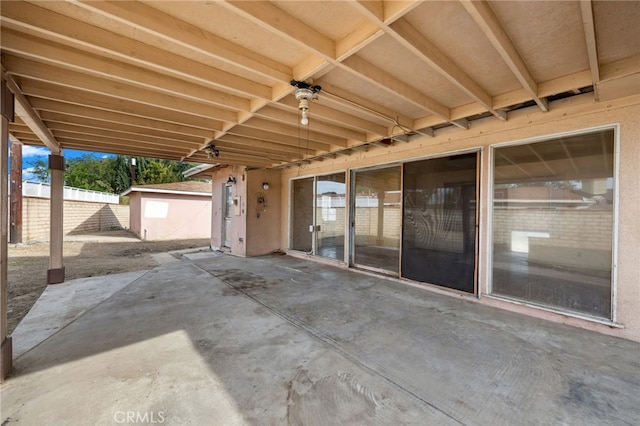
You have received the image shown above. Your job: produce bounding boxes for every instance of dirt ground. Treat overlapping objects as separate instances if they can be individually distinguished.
[7,230,210,335]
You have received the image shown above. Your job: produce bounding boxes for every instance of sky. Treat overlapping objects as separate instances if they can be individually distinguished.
[14,143,113,181]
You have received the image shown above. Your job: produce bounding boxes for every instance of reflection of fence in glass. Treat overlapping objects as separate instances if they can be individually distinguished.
[23,181,120,204]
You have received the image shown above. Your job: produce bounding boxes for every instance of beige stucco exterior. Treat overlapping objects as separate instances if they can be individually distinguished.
[209,94,640,342]
[210,166,281,257]
[129,191,211,241]
[279,94,640,341]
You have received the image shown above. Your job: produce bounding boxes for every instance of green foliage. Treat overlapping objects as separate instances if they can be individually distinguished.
[136,159,182,184]
[64,155,114,193]
[30,154,199,195]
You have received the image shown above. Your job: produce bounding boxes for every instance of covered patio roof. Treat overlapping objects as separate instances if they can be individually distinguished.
[2,1,639,168]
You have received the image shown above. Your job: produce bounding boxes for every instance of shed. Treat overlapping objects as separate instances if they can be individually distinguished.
[122,181,212,241]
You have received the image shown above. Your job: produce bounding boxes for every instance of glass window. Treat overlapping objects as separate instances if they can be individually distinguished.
[492,129,615,318]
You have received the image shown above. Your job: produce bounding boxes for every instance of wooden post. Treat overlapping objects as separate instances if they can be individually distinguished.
[1,78,14,381]
[47,154,65,284]
[9,140,22,244]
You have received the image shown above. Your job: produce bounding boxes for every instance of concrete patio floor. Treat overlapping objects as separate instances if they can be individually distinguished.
[1,252,639,425]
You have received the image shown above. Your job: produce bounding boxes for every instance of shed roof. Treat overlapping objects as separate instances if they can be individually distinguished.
[122,181,212,197]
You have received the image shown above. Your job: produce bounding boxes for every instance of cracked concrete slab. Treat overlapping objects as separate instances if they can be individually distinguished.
[2,254,639,425]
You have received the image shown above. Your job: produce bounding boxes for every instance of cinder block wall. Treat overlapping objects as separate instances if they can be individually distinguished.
[22,197,129,242]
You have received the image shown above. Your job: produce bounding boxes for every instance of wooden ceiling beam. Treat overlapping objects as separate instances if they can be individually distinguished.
[317,82,413,129]
[56,138,187,161]
[208,143,295,163]
[460,0,549,112]
[45,122,201,150]
[579,0,600,86]
[214,134,316,157]
[223,1,335,59]
[350,1,504,121]
[8,130,36,141]
[0,1,272,100]
[241,117,348,148]
[196,151,276,168]
[388,18,506,121]
[56,136,186,156]
[51,129,198,153]
[226,126,329,153]
[342,55,463,127]
[20,79,225,131]
[1,29,250,112]
[221,0,462,130]
[3,55,240,123]
[30,98,214,140]
[1,66,61,154]
[73,0,289,82]
[350,0,421,24]
[39,110,204,145]
[189,154,274,169]
[212,135,304,158]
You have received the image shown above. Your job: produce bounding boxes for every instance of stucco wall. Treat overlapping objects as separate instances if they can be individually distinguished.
[279,94,640,342]
[208,167,282,257]
[134,192,211,240]
[246,169,282,256]
[22,197,129,242]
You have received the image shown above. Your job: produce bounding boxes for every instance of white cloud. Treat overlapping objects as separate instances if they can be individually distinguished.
[21,145,50,158]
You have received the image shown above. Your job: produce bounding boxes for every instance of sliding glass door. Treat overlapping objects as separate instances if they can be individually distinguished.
[352,166,401,273]
[290,173,346,261]
[316,173,346,261]
[291,177,314,253]
[402,153,478,292]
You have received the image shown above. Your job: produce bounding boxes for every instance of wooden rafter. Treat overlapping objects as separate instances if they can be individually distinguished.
[460,0,549,112]
[2,30,250,111]
[388,18,506,121]
[579,0,600,85]
[1,66,60,154]
[4,54,240,123]
[0,1,273,100]
[30,98,214,140]
[73,0,289,82]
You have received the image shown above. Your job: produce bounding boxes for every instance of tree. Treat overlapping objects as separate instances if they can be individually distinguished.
[26,153,199,193]
[111,155,132,194]
[64,155,113,192]
[137,159,180,184]
[27,158,50,183]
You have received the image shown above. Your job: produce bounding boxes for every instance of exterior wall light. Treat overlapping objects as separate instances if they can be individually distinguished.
[262,182,270,191]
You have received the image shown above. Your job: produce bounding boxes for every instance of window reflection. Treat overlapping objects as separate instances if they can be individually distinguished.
[492,129,615,318]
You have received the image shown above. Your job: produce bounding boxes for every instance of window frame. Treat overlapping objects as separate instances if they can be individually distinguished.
[487,124,620,323]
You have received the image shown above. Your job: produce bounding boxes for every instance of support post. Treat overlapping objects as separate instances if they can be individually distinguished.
[48,154,65,284]
[1,78,14,381]
[10,140,22,244]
